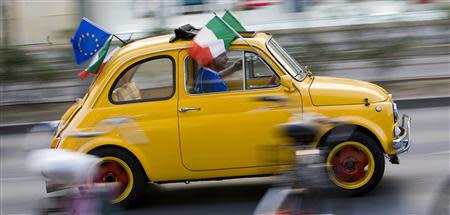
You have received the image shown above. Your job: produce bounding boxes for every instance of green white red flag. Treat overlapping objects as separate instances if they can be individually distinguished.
[222,11,246,32]
[78,36,119,79]
[189,13,245,66]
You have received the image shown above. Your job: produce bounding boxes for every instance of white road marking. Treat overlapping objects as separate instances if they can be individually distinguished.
[424,150,450,156]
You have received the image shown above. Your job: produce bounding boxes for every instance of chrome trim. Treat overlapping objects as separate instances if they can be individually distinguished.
[101,117,132,125]
[394,126,401,137]
[295,149,320,156]
[392,114,411,154]
[392,102,399,122]
[242,51,246,90]
[375,106,382,112]
[266,38,307,81]
[68,131,106,138]
[178,107,201,112]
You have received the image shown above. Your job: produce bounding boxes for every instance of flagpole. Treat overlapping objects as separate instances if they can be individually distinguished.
[113,34,127,45]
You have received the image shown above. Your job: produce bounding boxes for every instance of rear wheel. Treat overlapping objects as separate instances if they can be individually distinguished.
[89,148,146,208]
[325,132,385,195]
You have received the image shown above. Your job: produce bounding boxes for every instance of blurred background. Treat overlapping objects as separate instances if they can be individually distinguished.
[1,0,449,124]
[0,1,449,214]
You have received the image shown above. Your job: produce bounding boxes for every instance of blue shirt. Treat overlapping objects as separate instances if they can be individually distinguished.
[194,68,228,93]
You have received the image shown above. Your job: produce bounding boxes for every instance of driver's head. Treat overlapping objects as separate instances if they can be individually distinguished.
[207,53,228,70]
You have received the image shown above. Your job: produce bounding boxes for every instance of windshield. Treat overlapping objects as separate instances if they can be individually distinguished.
[267,38,306,81]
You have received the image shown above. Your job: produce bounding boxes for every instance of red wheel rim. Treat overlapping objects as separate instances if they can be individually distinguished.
[94,160,129,194]
[331,146,369,182]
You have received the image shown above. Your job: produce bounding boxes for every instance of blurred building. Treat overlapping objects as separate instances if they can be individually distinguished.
[0,0,448,107]
[2,1,79,45]
[2,0,448,45]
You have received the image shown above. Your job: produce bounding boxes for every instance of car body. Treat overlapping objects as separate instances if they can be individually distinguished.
[50,32,410,207]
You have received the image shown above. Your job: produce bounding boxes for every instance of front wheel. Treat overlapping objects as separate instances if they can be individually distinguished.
[325,132,385,195]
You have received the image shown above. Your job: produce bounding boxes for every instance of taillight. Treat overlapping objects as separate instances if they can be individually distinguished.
[50,137,62,149]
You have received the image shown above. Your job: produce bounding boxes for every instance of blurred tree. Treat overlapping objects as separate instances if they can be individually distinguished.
[0,47,59,82]
[0,2,61,83]
[288,30,412,74]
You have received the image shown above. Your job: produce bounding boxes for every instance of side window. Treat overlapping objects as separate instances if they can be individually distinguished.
[245,52,280,89]
[184,50,278,94]
[111,57,174,103]
[185,50,243,94]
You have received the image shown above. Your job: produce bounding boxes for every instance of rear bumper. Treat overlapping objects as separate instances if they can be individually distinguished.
[392,114,411,154]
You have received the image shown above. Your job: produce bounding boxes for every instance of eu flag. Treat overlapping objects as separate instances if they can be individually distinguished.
[71,18,111,64]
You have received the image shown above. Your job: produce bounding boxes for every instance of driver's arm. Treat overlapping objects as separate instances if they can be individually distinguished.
[218,60,242,78]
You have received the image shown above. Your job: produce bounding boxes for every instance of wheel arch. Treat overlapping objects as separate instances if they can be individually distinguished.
[87,145,151,183]
[317,124,384,153]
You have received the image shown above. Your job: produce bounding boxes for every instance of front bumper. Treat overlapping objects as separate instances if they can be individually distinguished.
[392,114,411,154]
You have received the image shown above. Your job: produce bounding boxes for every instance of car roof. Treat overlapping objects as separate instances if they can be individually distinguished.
[114,32,271,57]
[116,34,187,56]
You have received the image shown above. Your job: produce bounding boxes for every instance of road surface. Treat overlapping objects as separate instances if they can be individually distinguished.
[1,105,449,215]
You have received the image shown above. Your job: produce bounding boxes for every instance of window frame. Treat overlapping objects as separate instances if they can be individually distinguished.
[243,51,280,90]
[109,55,176,105]
[266,38,307,81]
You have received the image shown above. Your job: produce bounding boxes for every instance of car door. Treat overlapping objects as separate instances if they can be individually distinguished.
[94,51,182,179]
[178,47,302,171]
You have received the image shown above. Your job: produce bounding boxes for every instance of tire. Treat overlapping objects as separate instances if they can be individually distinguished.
[325,132,385,195]
[88,147,146,208]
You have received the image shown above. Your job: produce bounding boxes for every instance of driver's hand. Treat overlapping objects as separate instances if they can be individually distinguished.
[232,60,242,70]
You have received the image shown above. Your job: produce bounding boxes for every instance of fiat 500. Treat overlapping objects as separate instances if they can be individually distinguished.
[50,32,410,207]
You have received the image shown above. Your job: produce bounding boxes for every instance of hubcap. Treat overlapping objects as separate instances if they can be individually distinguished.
[104,173,117,183]
[95,161,129,194]
[332,147,369,182]
[327,141,375,189]
[92,157,134,203]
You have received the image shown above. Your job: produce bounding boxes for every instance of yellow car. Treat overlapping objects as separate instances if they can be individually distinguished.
[50,32,410,207]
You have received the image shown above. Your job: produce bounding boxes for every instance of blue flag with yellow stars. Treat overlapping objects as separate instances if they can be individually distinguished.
[71,18,111,64]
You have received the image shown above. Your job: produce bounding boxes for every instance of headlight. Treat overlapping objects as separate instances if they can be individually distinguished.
[392,102,399,122]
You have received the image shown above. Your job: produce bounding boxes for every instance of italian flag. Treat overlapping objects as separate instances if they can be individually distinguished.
[78,36,119,79]
[188,15,242,66]
[222,11,246,32]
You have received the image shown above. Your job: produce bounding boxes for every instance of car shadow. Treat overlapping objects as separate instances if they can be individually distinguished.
[143,180,271,206]
[116,180,273,215]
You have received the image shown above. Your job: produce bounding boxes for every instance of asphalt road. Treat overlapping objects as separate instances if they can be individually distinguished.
[1,106,449,215]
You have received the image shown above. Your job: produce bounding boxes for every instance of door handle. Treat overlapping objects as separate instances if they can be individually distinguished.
[178,107,201,112]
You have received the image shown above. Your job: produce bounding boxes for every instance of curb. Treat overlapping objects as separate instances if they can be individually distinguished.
[395,96,450,109]
[0,96,448,135]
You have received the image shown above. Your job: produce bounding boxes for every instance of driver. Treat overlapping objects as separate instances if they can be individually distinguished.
[194,53,241,93]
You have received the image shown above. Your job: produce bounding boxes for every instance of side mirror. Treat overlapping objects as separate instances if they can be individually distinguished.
[280,75,295,92]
